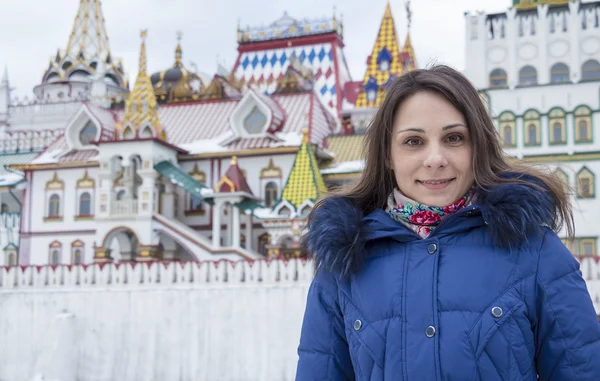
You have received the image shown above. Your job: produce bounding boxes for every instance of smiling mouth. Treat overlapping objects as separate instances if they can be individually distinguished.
[418,178,456,189]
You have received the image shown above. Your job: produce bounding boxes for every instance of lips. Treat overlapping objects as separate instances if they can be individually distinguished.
[418,178,455,190]
[419,179,454,185]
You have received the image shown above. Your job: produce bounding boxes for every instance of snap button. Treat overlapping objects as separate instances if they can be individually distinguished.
[491,306,503,318]
[427,243,437,254]
[353,319,362,331]
[425,325,436,338]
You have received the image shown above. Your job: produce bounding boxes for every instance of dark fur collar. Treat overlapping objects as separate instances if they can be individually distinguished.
[302,173,556,277]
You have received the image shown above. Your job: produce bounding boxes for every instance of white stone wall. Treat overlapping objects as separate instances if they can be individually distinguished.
[0,258,597,381]
[0,259,313,381]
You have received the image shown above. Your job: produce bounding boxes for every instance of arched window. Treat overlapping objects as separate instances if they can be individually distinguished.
[548,108,566,144]
[503,125,513,145]
[49,241,62,265]
[243,106,267,135]
[258,233,270,256]
[523,110,541,146]
[554,168,569,191]
[73,249,83,265]
[499,112,516,147]
[574,105,592,143]
[7,252,16,266]
[79,121,97,146]
[581,59,600,81]
[278,205,291,217]
[264,182,278,207]
[550,63,570,84]
[79,192,91,216]
[48,194,60,217]
[51,250,60,265]
[122,125,135,140]
[519,66,538,86]
[116,190,126,201]
[489,68,508,88]
[140,125,153,138]
[577,167,595,198]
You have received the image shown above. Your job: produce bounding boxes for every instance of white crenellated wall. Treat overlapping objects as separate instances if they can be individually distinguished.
[0,257,597,381]
[0,259,314,381]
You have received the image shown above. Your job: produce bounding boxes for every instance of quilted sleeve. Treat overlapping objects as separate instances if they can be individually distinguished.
[295,268,355,381]
[535,230,600,380]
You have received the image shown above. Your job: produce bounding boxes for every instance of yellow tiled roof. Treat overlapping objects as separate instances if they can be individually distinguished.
[326,135,365,165]
[402,33,417,72]
[514,0,568,9]
[280,130,327,208]
[355,2,403,109]
[118,31,165,140]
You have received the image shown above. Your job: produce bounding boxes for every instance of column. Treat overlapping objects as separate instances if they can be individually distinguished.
[245,214,253,251]
[232,205,241,248]
[212,200,222,248]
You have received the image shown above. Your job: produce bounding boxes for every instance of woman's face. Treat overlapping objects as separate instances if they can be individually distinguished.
[390,91,474,207]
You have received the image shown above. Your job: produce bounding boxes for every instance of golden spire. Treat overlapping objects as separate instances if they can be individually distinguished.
[354,1,403,108]
[65,0,110,59]
[231,156,238,165]
[118,30,165,140]
[175,31,183,67]
[139,30,148,73]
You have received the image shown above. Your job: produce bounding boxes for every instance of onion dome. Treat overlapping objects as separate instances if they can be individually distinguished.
[151,33,205,103]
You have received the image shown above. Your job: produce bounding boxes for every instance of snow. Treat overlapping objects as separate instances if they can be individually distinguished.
[200,188,214,197]
[30,149,62,165]
[320,160,365,174]
[252,206,278,219]
[271,131,302,147]
[0,173,24,186]
[178,132,234,155]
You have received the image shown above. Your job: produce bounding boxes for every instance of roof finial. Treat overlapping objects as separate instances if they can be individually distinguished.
[175,31,183,66]
[301,127,309,144]
[231,156,238,165]
[405,0,412,30]
[139,29,148,74]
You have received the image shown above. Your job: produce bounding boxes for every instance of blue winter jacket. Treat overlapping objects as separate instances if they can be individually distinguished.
[296,177,600,380]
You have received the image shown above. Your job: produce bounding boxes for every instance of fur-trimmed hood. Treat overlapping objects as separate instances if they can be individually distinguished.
[302,173,557,277]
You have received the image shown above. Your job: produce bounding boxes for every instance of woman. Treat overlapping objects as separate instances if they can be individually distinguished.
[295,65,600,380]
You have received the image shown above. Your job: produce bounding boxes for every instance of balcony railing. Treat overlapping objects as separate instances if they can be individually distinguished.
[110,200,138,215]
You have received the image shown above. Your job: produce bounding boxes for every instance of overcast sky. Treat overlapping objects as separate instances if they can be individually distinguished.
[0,0,508,99]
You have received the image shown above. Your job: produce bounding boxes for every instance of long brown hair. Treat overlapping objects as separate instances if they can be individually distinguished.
[321,65,574,238]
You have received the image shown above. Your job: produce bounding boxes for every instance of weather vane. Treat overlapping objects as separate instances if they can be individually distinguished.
[177,31,183,43]
[405,0,412,30]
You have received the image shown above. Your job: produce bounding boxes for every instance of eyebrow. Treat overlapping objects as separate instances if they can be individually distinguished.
[397,123,467,134]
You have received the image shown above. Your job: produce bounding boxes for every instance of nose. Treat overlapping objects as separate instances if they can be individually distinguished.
[423,144,448,169]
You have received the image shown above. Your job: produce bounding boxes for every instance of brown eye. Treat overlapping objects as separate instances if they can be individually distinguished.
[446,134,463,144]
[403,137,423,146]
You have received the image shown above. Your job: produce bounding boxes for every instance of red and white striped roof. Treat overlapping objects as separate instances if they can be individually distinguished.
[31,90,335,165]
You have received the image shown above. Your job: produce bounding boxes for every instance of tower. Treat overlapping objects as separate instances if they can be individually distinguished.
[34,0,128,103]
[233,10,352,122]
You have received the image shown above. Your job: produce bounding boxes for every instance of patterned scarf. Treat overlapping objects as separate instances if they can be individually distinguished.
[385,187,477,238]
